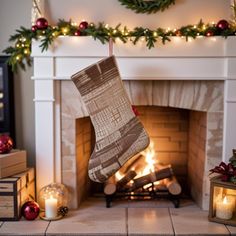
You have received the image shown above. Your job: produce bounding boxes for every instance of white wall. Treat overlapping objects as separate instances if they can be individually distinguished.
[0,0,35,166]
[45,0,231,28]
[0,0,232,167]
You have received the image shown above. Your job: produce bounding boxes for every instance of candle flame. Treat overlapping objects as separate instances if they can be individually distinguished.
[223,196,228,204]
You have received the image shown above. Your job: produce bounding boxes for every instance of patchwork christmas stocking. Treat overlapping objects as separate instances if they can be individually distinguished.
[71,56,150,183]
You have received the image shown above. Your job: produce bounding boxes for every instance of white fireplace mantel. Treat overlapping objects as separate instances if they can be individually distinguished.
[31,36,236,194]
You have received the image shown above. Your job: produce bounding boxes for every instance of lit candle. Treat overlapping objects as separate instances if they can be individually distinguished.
[216,196,234,220]
[45,196,58,218]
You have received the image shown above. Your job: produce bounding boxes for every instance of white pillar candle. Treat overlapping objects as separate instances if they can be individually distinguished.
[216,196,234,220]
[45,196,58,218]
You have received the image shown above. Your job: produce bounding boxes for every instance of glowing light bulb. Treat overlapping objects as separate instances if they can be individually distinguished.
[62,27,69,35]
[24,49,30,54]
[153,32,158,37]
[166,27,170,32]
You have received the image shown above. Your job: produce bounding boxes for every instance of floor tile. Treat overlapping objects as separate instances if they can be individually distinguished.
[170,207,230,235]
[81,197,129,208]
[128,208,174,236]
[226,225,236,236]
[0,219,49,236]
[46,208,127,236]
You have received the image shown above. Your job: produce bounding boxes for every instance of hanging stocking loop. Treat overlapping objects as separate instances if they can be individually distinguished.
[109,38,113,56]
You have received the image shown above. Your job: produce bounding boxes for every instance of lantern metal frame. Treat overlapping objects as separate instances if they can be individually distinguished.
[209,175,236,226]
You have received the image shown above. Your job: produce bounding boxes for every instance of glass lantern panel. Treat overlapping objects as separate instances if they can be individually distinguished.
[213,186,236,218]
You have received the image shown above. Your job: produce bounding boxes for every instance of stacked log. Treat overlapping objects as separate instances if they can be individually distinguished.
[103,154,182,196]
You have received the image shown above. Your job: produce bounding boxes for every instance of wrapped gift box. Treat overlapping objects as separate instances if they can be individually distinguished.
[0,168,35,221]
[0,150,27,178]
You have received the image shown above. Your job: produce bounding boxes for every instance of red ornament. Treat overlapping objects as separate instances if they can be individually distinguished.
[175,30,182,37]
[36,17,48,30]
[79,21,88,30]
[31,25,37,32]
[205,30,214,37]
[74,30,81,36]
[21,201,40,220]
[216,19,229,31]
[0,134,13,154]
[132,105,139,116]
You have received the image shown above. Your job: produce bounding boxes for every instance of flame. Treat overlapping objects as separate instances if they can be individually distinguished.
[223,196,228,204]
[138,140,157,177]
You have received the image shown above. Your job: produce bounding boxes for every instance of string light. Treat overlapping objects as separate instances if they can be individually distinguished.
[62,27,69,35]
[4,18,236,71]
[24,49,30,54]
[166,27,171,32]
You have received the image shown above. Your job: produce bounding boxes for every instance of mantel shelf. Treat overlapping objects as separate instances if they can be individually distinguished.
[31,36,236,58]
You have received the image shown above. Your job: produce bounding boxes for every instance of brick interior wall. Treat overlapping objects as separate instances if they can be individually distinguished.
[188,111,207,207]
[137,106,189,187]
[75,107,207,202]
[76,117,93,205]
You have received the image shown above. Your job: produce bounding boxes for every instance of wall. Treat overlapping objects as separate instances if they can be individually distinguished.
[45,0,231,28]
[0,0,35,166]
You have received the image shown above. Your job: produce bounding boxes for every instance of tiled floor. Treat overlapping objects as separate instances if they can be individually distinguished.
[0,198,236,236]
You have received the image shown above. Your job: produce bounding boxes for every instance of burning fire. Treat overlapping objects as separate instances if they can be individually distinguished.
[115,139,158,182]
[138,140,157,177]
[115,170,124,181]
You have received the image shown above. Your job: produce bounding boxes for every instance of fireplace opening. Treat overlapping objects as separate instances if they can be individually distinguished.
[75,106,207,208]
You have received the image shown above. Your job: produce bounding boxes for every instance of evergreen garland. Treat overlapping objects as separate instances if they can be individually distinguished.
[118,0,175,14]
[2,19,236,71]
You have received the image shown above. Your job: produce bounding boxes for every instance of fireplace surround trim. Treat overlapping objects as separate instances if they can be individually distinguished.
[31,36,236,206]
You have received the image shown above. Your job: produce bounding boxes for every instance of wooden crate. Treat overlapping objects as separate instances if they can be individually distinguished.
[0,150,27,178]
[0,168,35,221]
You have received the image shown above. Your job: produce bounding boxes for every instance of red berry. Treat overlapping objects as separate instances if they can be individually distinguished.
[31,25,37,32]
[74,30,81,36]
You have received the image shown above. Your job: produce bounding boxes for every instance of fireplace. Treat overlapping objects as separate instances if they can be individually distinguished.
[32,36,236,210]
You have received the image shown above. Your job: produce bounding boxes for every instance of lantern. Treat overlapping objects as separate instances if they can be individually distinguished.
[209,176,236,226]
[38,183,69,220]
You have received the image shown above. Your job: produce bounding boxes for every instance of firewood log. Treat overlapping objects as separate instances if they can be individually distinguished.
[104,176,117,195]
[164,176,182,195]
[129,167,173,191]
[117,170,137,190]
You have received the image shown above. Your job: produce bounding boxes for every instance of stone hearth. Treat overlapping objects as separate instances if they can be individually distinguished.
[0,199,236,236]
[31,36,236,210]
